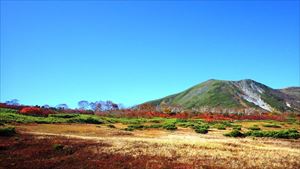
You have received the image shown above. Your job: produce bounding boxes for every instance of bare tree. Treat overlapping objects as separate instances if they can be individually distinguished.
[56,104,68,109]
[111,103,119,110]
[104,101,113,110]
[89,100,120,112]
[5,99,20,105]
[103,100,119,111]
[78,100,89,110]
[118,103,125,110]
[89,101,102,112]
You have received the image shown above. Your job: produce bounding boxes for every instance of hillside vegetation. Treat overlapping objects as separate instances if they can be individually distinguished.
[147,79,300,113]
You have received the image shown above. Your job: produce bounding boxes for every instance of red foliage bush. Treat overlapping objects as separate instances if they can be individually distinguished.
[20,107,55,116]
[0,103,26,110]
[229,113,286,121]
[2,102,291,122]
[95,109,289,122]
[193,113,233,122]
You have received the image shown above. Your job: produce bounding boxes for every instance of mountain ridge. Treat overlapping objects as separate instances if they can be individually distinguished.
[146,79,300,113]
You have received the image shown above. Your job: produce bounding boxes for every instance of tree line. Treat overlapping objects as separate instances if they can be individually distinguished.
[4,99,122,112]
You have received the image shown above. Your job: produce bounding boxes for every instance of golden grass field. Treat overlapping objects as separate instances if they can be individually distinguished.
[6,122,299,169]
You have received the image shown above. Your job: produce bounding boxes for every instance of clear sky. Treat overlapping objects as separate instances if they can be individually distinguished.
[1,0,299,108]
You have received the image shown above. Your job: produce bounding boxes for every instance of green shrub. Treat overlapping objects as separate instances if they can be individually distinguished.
[245,129,300,139]
[116,118,147,124]
[193,125,209,134]
[124,124,145,131]
[0,108,18,114]
[192,124,209,130]
[232,125,242,130]
[194,127,208,134]
[246,131,264,137]
[262,123,281,128]
[214,124,226,130]
[84,117,103,124]
[146,124,163,129]
[225,129,300,139]
[288,132,300,139]
[67,117,103,124]
[177,122,195,128]
[219,121,233,127]
[248,125,261,131]
[176,119,188,123]
[105,118,118,123]
[129,124,145,129]
[0,127,16,137]
[224,130,245,137]
[49,114,79,118]
[148,119,162,123]
[233,127,241,130]
[162,123,177,130]
[189,119,204,125]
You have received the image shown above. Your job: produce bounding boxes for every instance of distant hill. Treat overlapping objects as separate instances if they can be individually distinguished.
[279,87,300,100]
[146,79,300,113]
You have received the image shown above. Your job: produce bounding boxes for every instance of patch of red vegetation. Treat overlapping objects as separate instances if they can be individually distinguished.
[0,103,27,110]
[0,102,293,122]
[97,110,289,122]
[0,134,222,169]
[20,107,55,116]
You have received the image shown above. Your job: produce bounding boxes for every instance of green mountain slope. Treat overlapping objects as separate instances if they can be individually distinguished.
[146,79,299,113]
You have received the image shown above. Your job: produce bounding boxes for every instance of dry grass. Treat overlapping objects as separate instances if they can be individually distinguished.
[2,123,300,169]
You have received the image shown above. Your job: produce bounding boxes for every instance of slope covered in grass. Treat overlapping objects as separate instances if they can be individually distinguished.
[146,79,298,112]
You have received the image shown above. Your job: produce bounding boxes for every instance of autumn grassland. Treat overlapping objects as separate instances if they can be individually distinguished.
[1,106,300,169]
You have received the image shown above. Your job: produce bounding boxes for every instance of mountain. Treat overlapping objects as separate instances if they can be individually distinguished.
[279,87,300,100]
[146,79,300,113]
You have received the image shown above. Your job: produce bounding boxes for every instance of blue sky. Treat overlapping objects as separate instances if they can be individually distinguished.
[1,1,299,108]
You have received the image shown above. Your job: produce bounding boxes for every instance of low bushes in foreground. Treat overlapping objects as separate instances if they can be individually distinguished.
[213,124,226,130]
[248,125,261,131]
[123,123,163,131]
[67,117,104,124]
[262,123,281,128]
[224,129,300,139]
[162,123,177,130]
[0,109,107,124]
[245,129,300,139]
[146,124,163,129]
[193,125,209,134]
[0,127,16,137]
[232,125,242,130]
[224,130,245,137]
[124,124,145,131]
[194,127,208,134]
[177,122,196,128]
[49,114,79,118]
